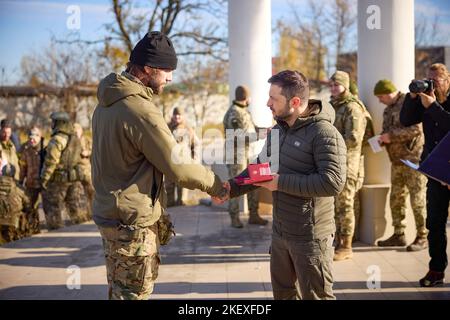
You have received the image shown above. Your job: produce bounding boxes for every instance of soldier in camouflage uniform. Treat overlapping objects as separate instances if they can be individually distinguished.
[74,123,95,219]
[374,79,428,251]
[0,165,32,244]
[223,85,268,228]
[165,108,197,207]
[19,127,45,235]
[0,119,20,181]
[329,71,371,261]
[40,112,88,230]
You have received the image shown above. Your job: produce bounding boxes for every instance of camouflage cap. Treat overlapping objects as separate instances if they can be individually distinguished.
[374,79,397,96]
[50,112,70,122]
[28,127,41,138]
[235,85,250,101]
[330,71,350,91]
[172,107,183,116]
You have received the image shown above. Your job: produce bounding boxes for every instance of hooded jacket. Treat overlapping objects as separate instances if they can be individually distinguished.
[230,100,347,240]
[92,72,223,228]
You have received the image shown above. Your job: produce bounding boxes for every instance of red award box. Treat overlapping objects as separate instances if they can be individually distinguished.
[234,163,274,185]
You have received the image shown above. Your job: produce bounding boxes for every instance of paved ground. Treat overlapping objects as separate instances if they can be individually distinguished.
[0,205,449,300]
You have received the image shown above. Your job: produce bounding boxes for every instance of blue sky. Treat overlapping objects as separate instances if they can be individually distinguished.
[0,0,449,85]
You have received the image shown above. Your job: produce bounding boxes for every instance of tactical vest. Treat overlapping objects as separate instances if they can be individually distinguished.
[52,133,83,182]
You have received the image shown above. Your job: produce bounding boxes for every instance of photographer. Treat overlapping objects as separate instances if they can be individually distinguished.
[400,63,450,287]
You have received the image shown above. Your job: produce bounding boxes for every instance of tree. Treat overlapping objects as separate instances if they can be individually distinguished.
[16,41,102,123]
[275,0,357,89]
[327,0,356,69]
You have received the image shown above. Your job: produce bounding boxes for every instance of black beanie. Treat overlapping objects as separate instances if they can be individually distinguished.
[130,31,178,70]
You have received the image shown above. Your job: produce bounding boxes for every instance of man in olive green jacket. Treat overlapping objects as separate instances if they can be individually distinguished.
[92,31,227,300]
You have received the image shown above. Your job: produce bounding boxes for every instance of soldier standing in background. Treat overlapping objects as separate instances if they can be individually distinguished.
[0,119,20,181]
[329,71,370,261]
[19,127,45,235]
[0,165,32,244]
[40,112,88,230]
[165,108,197,207]
[374,79,428,251]
[223,85,268,228]
[74,123,95,219]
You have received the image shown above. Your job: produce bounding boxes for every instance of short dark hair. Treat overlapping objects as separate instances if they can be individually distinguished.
[0,119,11,129]
[268,70,309,104]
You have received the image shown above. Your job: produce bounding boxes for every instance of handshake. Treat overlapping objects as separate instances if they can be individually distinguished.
[212,181,231,204]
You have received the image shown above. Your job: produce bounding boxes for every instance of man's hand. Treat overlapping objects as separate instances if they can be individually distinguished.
[40,180,48,191]
[212,181,230,204]
[254,174,279,191]
[418,90,436,109]
[379,133,391,144]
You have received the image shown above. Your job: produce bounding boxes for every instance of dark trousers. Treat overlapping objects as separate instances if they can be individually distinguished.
[426,179,450,272]
[270,233,335,300]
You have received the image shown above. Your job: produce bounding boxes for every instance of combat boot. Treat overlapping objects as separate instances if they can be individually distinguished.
[333,235,353,261]
[407,235,428,252]
[419,270,445,287]
[230,216,243,228]
[248,213,268,225]
[377,233,406,247]
[333,234,342,251]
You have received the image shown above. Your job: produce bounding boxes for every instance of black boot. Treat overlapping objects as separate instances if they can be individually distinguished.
[377,233,406,247]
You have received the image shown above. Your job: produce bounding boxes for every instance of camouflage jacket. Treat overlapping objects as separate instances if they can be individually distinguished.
[223,101,256,164]
[382,92,424,165]
[40,129,82,186]
[331,93,367,181]
[19,142,43,189]
[0,176,31,228]
[0,140,20,181]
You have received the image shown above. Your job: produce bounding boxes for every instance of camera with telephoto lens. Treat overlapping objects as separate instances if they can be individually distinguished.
[409,79,434,94]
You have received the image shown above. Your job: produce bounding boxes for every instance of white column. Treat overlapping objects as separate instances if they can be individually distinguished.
[358,0,415,184]
[228,0,273,129]
[357,0,415,244]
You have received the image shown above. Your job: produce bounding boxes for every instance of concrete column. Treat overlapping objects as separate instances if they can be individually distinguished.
[228,0,273,129]
[357,0,416,244]
[226,0,273,214]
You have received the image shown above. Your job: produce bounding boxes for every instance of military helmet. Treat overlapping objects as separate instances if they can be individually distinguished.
[50,112,70,122]
[1,164,16,178]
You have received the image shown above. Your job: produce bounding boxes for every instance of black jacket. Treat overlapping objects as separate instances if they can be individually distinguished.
[400,93,450,160]
[229,100,347,241]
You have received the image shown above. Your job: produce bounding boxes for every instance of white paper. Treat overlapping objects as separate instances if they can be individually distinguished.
[368,135,383,153]
[400,159,419,170]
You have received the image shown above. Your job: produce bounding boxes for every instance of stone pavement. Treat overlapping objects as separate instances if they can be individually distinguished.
[0,205,449,300]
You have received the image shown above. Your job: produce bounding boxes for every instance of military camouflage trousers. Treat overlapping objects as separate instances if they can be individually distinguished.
[99,223,160,300]
[227,163,259,217]
[335,177,361,237]
[42,181,89,230]
[25,188,42,235]
[390,164,427,237]
[0,211,32,244]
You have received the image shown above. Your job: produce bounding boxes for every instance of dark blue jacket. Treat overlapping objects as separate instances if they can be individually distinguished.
[400,93,450,160]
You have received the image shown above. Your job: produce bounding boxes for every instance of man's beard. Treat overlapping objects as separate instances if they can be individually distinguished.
[273,103,293,122]
[148,79,164,94]
[141,70,165,94]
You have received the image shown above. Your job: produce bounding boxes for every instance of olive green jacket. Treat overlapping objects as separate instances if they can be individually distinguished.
[92,72,223,228]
